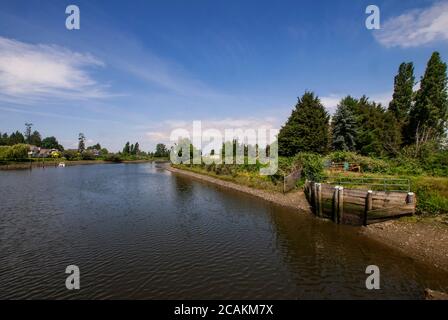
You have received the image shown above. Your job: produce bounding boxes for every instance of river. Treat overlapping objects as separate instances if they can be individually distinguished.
[0,162,447,299]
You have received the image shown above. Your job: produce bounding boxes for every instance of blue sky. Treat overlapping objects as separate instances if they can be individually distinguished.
[0,0,447,151]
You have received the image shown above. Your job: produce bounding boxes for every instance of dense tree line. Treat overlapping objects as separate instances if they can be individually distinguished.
[279,52,448,158]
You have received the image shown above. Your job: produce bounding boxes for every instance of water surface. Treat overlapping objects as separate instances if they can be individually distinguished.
[0,163,447,299]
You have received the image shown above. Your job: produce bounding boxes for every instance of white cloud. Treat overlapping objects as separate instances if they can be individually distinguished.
[0,36,109,103]
[374,2,448,48]
[145,117,279,146]
[320,92,392,114]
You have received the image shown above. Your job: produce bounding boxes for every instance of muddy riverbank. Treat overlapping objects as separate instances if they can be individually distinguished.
[167,165,448,274]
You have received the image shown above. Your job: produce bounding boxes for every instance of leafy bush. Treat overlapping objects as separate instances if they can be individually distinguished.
[81,151,95,160]
[0,144,30,161]
[293,152,325,182]
[325,151,390,173]
[62,150,80,160]
[104,154,122,162]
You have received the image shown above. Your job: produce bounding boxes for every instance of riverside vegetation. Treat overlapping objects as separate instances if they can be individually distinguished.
[175,52,448,218]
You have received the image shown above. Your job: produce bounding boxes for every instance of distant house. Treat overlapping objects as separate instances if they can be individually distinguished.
[28,146,60,158]
[91,149,101,157]
[28,145,40,157]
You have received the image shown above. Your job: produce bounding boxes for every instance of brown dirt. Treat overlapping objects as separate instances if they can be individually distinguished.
[166,166,312,213]
[363,219,448,272]
[167,165,448,275]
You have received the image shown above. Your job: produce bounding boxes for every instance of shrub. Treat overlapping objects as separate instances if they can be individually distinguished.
[293,152,325,182]
[104,154,122,162]
[81,151,95,160]
[63,150,80,160]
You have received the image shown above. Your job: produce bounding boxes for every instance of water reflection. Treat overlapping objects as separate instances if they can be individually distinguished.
[0,162,447,299]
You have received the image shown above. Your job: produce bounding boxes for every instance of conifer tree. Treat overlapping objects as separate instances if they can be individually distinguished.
[332,98,357,151]
[278,91,330,156]
[409,52,448,144]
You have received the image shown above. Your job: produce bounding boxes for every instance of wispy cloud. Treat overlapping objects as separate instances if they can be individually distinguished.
[374,2,448,48]
[0,36,110,103]
[320,91,392,114]
[145,117,279,145]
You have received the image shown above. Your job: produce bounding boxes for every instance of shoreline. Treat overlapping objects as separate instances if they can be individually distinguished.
[166,165,312,213]
[167,165,448,274]
[0,159,157,170]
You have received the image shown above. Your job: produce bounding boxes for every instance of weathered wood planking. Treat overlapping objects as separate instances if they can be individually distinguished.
[305,180,415,225]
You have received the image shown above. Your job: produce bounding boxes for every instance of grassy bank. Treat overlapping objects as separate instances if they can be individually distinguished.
[171,164,285,193]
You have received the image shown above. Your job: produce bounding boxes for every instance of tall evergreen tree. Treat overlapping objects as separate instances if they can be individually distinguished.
[332,98,357,151]
[409,52,448,144]
[9,131,25,145]
[25,123,33,143]
[123,142,130,154]
[389,62,415,122]
[78,133,86,153]
[29,130,42,147]
[278,91,330,156]
[350,96,386,156]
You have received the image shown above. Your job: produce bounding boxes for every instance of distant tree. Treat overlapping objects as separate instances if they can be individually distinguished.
[100,148,109,155]
[29,130,42,147]
[332,98,357,151]
[78,133,86,153]
[123,142,130,154]
[278,91,330,156]
[87,143,101,150]
[134,142,140,155]
[41,136,63,150]
[24,123,33,143]
[409,52,448,145]
[155,143,169,157]
[130,144,135,155]
[0,132,9,146]
[8,131,25,145]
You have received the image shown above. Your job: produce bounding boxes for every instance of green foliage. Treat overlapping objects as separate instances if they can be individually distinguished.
[0,144,30,161]
[28,131,42,147]
[278,91,330,156]
[325,151,390,173]
[332,98,357,151]
[409,52,448,142]
[104,154,123,162]
[389,62,415,123]
[8,131,25,145]
[349,96,386,156]
[123,142,130,154]
[292,152,325,182]
[81,151,95,160]
[41,136,63,150]
[155,143,169,157]
[62,149,80,160]
[411,177,448,215]
[78,133,86,153]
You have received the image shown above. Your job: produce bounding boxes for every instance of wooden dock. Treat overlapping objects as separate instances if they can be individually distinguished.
[304,180,416,226]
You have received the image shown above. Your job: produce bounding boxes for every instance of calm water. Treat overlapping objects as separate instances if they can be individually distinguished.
[0,163,447,299]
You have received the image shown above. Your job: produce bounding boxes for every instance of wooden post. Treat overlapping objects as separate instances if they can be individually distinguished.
[312,182,318,215]
[407,192,415,214]
[316,183,322,217]
[406,192,414,205]
[337,186,344,224]
[364,190,373,226]
[332,186,339,222]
